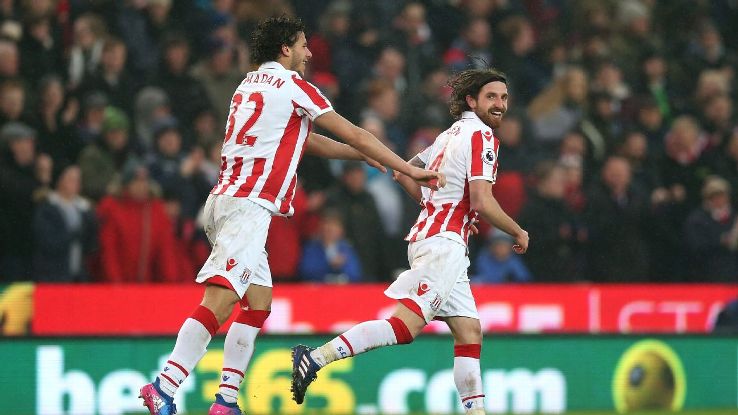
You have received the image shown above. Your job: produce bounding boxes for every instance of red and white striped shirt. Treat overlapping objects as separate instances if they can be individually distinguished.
[211,61,333,216]
[406,111,499,245]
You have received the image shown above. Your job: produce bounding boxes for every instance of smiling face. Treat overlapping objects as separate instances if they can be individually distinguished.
[466,81,508,129]
[285,32,311,76]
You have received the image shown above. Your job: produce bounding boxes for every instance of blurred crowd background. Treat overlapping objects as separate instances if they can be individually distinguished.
[0,0,737,285]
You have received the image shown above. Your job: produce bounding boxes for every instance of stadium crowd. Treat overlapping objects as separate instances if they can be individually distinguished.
[0,0,737,284]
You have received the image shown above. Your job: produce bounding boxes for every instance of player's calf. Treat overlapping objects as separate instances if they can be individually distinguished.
[290,316,416,404]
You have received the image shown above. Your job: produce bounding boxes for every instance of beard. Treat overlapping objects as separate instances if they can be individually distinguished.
[475,107,504,129]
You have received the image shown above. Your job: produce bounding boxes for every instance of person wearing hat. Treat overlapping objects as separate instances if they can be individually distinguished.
[78,105,137,201]
[32,164,97,282]
[0,122,52,280]
[684,175,738,282]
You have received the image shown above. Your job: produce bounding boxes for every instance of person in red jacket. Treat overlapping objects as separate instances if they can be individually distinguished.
[95,160,179,283]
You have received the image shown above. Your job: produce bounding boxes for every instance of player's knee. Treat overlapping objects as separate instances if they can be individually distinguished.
[387,316,418,344]
[456,320,482,344]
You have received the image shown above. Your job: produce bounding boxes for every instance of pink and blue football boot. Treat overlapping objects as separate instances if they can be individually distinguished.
[139,379,177,415]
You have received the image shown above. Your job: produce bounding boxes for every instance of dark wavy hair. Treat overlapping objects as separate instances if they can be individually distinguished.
[251,15,306,65]
[448,68,507,119]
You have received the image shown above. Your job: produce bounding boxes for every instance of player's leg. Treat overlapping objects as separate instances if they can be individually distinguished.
[312,301,425,366]
[446,316,485,414]
[214,281,272,410]
[140,284,238,414]
[291,301,425,404]
[442,275,486,415]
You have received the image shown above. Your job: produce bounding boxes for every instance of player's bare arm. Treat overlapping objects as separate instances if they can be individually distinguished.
[469,179,529,253]
[314,111,445,190]
[305,132,386,172]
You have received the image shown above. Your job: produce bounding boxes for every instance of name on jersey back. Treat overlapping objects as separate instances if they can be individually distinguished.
[242,72,286,89]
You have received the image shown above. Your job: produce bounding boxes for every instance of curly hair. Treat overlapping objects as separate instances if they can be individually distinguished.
[447,68,507,119]
[251,15,306,65]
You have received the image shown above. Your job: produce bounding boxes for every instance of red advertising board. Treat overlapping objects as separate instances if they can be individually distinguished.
[32,283,738,335]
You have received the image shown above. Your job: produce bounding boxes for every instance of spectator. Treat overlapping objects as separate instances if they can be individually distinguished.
[191,38,241,126]
[0,38,19,83]
[191,106,220,148]
[78,106,137,201]
[519,161,585,281]
[74,91,107,146]
[299,209,362,283]
[527,67,589,154]
[474,229,532,284]
[496,15,545,104]
[701,93,734,149]
[0,123,52,280]
[684,22,738,83]
[684,176,738,282]
[585,156,650,282]
[496,110,534,173]
[326,161,386,281]
[78,37,139,116]
[34,75,80,165]
[443,17,492,73]
[634,51,678,120]
[617,130,660,194]
[19,15,63,84]
[361,79,407,152]
[659,115,717,209]
[267,184,320,282]
[152,36,210,132]
[402,67,453,134]
[610,0,661,84]
[32,165,97,282]
[580,91,625,163]
[162,187,208,278]
[0,79,29,126]
[633,95,669,154]
[387,2,437,91]
[146,117,198,218]
[133,87,172,151]
[68,13,107,88]
[96,161,179,283]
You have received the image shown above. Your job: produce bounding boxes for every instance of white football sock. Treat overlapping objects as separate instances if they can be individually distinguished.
[310,317,413,367]
[217,322,259,403]
[157,306,219,397]
[454,344,484,414]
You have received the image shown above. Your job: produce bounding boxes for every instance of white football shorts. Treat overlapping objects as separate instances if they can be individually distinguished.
[196,194,272,298]
[385,235,479,322]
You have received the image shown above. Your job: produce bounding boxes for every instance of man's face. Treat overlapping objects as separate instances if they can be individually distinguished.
[288,32,311,76]
[467,81,508,129]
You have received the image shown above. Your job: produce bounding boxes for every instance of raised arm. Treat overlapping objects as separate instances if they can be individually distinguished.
[469,179,529,254]
[314,111,444,189]
[305,133,386,172]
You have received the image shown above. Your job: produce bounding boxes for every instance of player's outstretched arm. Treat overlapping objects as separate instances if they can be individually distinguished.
[469,179,529,254]
[304,133,386,172]
[314,111,445,190]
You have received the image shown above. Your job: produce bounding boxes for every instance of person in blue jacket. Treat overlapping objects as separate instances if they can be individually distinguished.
[300,209,362,283]
[474,228,532,283]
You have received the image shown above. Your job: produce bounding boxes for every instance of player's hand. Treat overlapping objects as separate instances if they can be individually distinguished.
[512,230,529,254]
[408,166,446,190]
[469,218,480,235]
[363,155,387,173]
